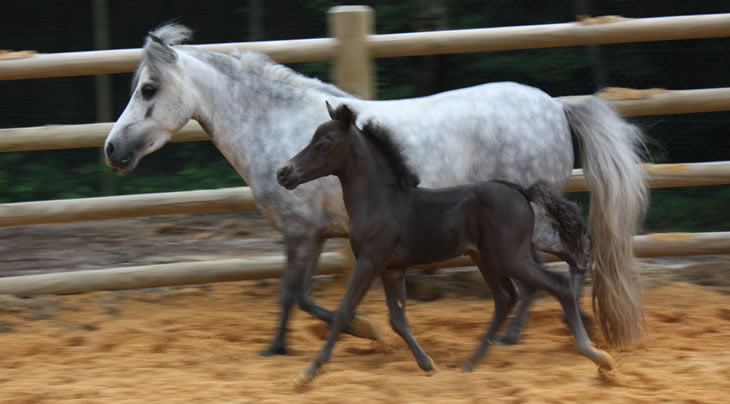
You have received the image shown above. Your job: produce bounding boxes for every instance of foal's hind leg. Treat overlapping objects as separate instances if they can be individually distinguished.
[516,262,615,370]
[382,268,437,372]
[462,253,518,372]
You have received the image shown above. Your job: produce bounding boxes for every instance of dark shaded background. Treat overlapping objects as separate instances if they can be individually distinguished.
[0,0,728,232]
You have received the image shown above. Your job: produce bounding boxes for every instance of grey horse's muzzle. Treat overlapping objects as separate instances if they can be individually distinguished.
[104,140,136,170]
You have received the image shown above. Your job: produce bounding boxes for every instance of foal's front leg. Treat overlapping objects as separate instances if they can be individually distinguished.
[382,268,438,372]
[262,234,380,357]
[295,257,382,387]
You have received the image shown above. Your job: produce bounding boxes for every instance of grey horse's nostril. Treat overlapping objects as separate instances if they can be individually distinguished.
[121,152,133,164]
[106,142,115,157]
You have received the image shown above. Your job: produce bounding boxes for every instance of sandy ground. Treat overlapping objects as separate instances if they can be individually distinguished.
[0,278,728,403]
[0,212,729,402]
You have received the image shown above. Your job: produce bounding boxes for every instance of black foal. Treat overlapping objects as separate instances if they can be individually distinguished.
[277,102,615,386]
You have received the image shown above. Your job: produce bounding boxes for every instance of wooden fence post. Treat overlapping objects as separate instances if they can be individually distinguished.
[328,5,375,99]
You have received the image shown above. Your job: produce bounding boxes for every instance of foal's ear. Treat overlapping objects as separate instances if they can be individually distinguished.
[326,101,337,120]
[334,104,356,127]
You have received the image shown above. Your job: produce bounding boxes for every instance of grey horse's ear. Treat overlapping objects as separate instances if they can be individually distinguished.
[144,33,177,70]
[334,104,355,127]
[326,101,337,120]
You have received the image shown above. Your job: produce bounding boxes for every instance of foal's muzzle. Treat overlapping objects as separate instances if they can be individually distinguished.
[276,164,299,190]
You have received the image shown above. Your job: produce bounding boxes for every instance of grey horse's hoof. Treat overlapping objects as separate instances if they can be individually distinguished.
[259,344,288,357]
[461,359,475,372]
[495,334,520,346]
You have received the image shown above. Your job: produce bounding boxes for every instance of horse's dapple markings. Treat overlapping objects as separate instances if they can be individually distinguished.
[104,23,648,356]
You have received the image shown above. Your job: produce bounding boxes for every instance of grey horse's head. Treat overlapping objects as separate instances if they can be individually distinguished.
[104,24,196,171]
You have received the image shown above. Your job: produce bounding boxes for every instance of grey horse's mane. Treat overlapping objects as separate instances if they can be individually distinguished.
[236,51,352,97]
[133,23,352,98]
[148,23,193,46]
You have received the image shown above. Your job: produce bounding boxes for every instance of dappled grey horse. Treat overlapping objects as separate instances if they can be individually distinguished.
[104,24,648,355]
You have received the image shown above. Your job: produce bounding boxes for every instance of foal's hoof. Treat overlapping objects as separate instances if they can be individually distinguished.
[347,314,383,341]
[461,359,475,372]
[419,355,439,373]
[294,364,318,388]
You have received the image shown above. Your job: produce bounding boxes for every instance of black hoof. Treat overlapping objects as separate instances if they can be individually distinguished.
[259,345,288,357]
[461,360,474,372]
[495,334,520,346]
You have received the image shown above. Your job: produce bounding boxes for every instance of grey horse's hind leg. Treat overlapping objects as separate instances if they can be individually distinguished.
[463,253,518,371]
[496,252,542,345]
[261,234,328,356]
[516,260,614,370]
[496,209,560,345]
[498,251,592,347]
[498,207,592,345]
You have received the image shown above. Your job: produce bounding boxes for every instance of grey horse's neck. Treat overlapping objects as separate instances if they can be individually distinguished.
[185,49,347,186]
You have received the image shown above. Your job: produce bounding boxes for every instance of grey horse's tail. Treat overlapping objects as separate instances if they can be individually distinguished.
[524,181,589,267]
[561,96,649,347]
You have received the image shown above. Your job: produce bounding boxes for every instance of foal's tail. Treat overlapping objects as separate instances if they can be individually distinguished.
[525,182,589,267]
[560,96,649,347]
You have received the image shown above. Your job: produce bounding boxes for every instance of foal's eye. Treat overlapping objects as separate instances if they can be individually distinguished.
[317,143,329,152]
[141,84,158,99]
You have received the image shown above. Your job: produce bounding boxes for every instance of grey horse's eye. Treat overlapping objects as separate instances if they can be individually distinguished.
[141,83,158,100]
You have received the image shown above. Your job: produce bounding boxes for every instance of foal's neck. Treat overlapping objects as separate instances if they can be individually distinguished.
[337,131,410,216]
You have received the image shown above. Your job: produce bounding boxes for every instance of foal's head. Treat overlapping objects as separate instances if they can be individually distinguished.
[277,101,354,190]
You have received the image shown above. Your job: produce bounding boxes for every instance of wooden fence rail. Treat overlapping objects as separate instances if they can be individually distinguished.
[1,87,729,153]
[1,13,728,81]
[0,187,257,227]
[0,232,727,297]
[0,161,728,228]
[0,8,728,295]
[0,252,351,296]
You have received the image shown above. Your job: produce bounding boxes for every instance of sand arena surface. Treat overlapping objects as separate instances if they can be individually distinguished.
[0,278,728,403]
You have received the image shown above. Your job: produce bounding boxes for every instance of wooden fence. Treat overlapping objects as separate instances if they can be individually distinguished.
[0,7,728,294]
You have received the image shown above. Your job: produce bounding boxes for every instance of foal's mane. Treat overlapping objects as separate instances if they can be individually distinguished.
[359,122,421,189]
[134,23,352,98]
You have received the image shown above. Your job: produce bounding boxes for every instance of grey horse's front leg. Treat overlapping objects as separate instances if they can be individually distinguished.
[261,234,380,356]
[261,234,327,356]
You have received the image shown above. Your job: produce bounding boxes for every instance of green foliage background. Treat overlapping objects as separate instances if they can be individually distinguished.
[0,0,728,232]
